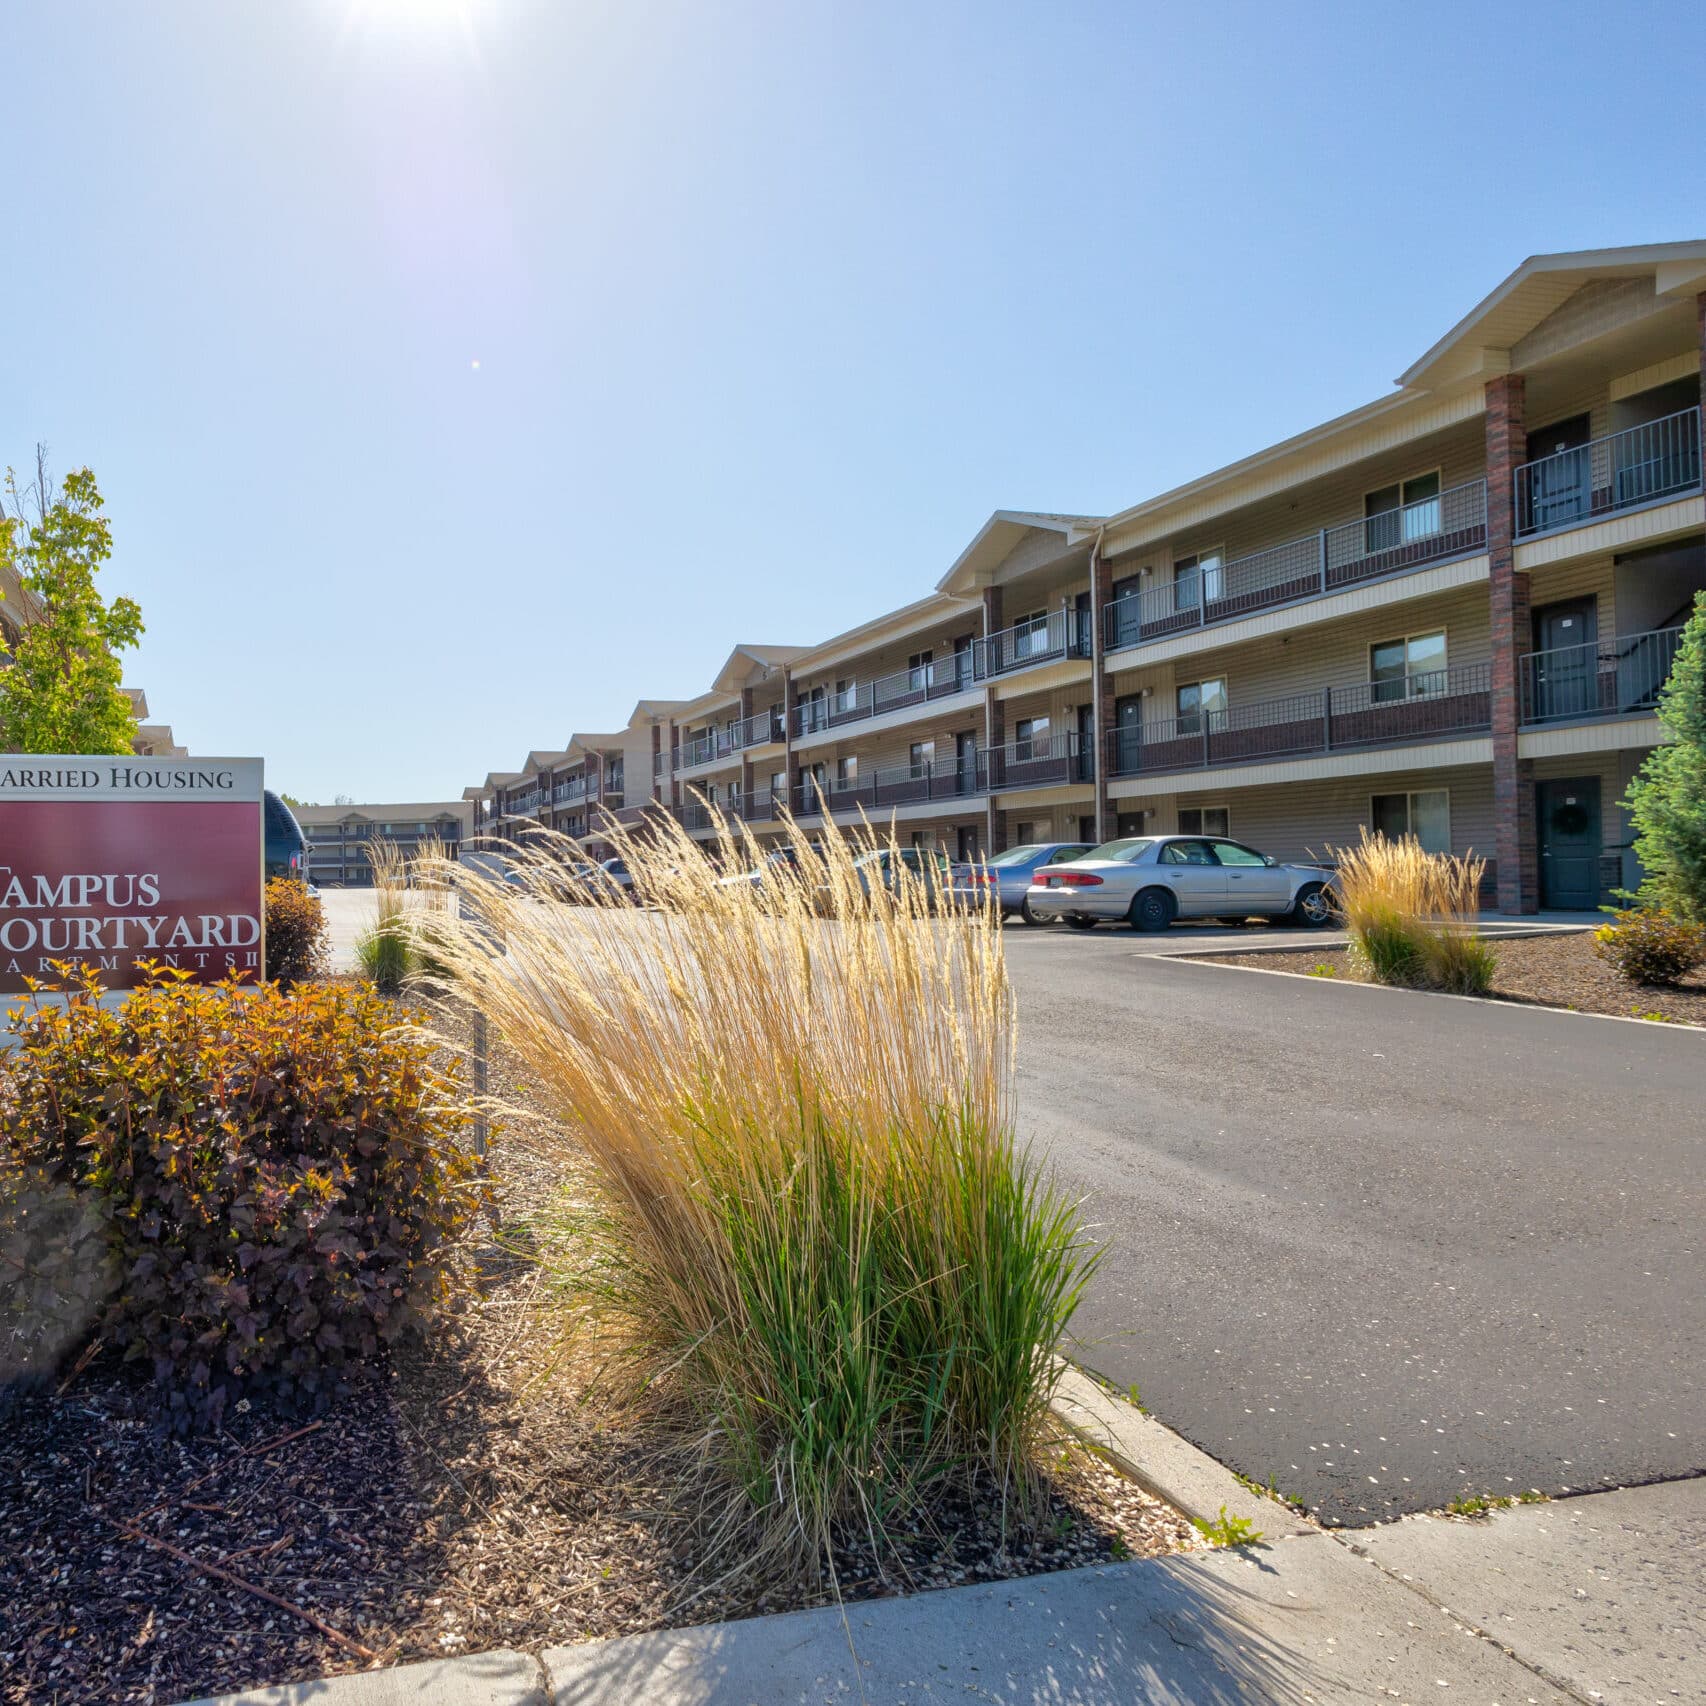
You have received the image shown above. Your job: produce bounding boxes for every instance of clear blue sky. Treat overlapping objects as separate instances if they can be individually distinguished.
[5,0,1702,801]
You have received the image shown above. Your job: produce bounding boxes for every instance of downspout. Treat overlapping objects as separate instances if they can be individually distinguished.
[1088,523,1109,844]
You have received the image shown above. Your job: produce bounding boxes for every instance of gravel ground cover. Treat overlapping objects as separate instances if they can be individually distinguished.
[1190,930,1706,1027]
[0,999,1196,1706]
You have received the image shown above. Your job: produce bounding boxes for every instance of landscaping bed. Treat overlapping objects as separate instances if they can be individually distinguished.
[1191,929,1706,1026]
[0,1004,1196,1706]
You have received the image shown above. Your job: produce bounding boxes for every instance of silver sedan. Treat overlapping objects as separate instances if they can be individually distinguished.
[1024,835,1337,931]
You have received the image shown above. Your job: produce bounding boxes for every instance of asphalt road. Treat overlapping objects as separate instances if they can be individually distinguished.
[1004,925,1706,1526]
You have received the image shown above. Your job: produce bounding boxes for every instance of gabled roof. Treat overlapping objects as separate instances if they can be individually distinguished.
[569,730,626,755]
[710,643,811,695]
[524,749,571,773]
[936,510,1100,595]
[1401,240,1706,390]
[628,698,689,727]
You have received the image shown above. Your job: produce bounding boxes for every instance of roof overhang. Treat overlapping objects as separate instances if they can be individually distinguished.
[936,511,1100,596]
[1401,241,1706,391]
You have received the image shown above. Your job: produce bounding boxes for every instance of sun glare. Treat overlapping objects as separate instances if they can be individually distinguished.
[341,0,493,47]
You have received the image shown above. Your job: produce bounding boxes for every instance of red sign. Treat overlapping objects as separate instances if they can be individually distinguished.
[0,758,264,994]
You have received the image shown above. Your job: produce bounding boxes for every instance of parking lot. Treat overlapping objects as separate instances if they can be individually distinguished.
[316,887,1703,1525]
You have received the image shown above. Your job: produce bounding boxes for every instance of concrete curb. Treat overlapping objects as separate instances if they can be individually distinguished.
[1171,950,1706,1031]
[1050,1363,1315,1541]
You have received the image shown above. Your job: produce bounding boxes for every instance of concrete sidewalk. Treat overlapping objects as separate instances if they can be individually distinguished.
[189,1481,1705,1704]
[185,1374,1706,1705]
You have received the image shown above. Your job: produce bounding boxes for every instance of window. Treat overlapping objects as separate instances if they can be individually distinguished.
[907,649,933,689]
[1159,840,1217,866]
[1173,550,1224,612]
[1013,821,1040,845]
[1365,471,1442,550]
[1178,806,1230,837]
[770,769,787,797]
[1014,715,1049,758]
[1175,678,1227,734]
[834,677,856,712]
[1012,609,1048,657]
[1211,840,1265,868]
[1370,630,1447,703]
[1371,789,1450,855]
[836,755,858,784]
[909,739,935,776]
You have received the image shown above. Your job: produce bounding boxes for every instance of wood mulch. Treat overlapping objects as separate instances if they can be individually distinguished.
[1191,928,1706,1027]
[0,998,1197,1706]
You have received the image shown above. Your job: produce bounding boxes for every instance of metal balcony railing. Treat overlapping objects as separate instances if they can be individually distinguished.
[1103,479,1488,651]
[985,731,1092,791]
[553,778,588,804]
[792,756,987,817]
[730,708,787,749]
[653,750,668,777]
[976,607,1092,678]
[1104,663,1492,778]
[1520,625,1684,724]
[792,654,979,738]
[1516,410,1701,538]
[679,731,720,768]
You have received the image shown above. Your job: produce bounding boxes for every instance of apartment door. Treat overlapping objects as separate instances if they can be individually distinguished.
[955,731,979,795]
[956,824,980,862]
[1530,599,1598,720]
[1075,704,1094,780]
[1524,414,1593,532]
[953,634,975,689]
[1537,778,1601,910]
[1112,693,1143,774]
[1073,589,1093,654]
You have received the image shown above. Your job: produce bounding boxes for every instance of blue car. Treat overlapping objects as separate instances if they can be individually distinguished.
[949,841,1094,924]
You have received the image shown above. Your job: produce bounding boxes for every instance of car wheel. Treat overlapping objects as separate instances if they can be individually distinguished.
[1290,882,1333,927]
[1064,915,1098,930]
[1129,887,1177,932]
[1018,897,1051,927]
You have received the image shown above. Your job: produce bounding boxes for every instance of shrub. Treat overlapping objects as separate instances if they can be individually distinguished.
[0,968,481,1430]
[354,917,414,992]
[1593,908,1706,986]
[1622,591,1706,922]
[1334,830,1494,996]
[419,814,1097,1584]
[264,876,328,986]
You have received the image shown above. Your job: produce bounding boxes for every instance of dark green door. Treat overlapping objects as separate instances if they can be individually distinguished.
[1537,778,1601,910]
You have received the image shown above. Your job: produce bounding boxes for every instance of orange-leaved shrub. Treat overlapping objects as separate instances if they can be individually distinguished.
[264,875,329,986]
[0,967,481,1430]
[1593,907,1706,986]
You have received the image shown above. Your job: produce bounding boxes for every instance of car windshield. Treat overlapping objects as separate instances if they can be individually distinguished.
[1084,837,1155,863]
[985,844,1048,868]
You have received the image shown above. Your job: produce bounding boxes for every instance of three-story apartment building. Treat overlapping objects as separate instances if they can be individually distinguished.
[468,242,1706,913]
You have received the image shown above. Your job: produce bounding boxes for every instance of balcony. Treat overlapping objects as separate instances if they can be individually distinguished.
[1516,410,1701,539]
[553,778,588,805]
[1105,662,1492,779]
[730,707,787,749]
[1520,625,1683,725]
[1104,479,1488,652]
[794,654,979,739]
[793,757,987,818]
[679,731,720,768]
[977,607,1092,678]
[985,731,1092,792]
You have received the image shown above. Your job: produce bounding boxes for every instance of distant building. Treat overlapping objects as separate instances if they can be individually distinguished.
[293,801,474,887]
[123,688,188,757]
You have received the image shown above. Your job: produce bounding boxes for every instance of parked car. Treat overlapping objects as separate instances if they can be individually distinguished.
[716,845,827,902]
[588,856,637,901]
[821,846,955,911]
[950,841,1094,923]
[1024,835,1337,931]
[263,791,307,881]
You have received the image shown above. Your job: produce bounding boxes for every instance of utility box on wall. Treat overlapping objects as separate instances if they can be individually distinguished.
[0,757,264,994]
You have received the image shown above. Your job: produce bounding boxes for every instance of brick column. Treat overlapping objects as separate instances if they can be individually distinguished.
[981,585,1006,855]
[1089,552,1114,842]
[782,674,800,820]
[1486,372,1537,914]
[649,723,662,803]
[739,686,755,817]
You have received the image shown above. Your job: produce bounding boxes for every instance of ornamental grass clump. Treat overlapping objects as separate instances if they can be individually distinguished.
[1332,829,1495,996]
[354,838,415,993]
[418,811,1098,1581]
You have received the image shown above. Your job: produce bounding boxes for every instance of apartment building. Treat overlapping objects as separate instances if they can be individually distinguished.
[468,242,1706,912]
[296,802,473,887]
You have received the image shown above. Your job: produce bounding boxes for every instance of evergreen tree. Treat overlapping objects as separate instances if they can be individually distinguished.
[1622,590,1706,920]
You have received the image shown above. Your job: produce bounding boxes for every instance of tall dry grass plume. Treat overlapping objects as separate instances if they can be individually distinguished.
[418,809,1098,1582]
[1331,829,1495,994]
[354,838,413,993]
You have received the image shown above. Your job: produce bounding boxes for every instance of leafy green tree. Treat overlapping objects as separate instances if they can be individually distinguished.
[0,459,143,755]
[1623,590,1706,921]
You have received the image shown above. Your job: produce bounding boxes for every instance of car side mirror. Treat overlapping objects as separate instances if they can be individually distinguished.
[1264,855,1277,867]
